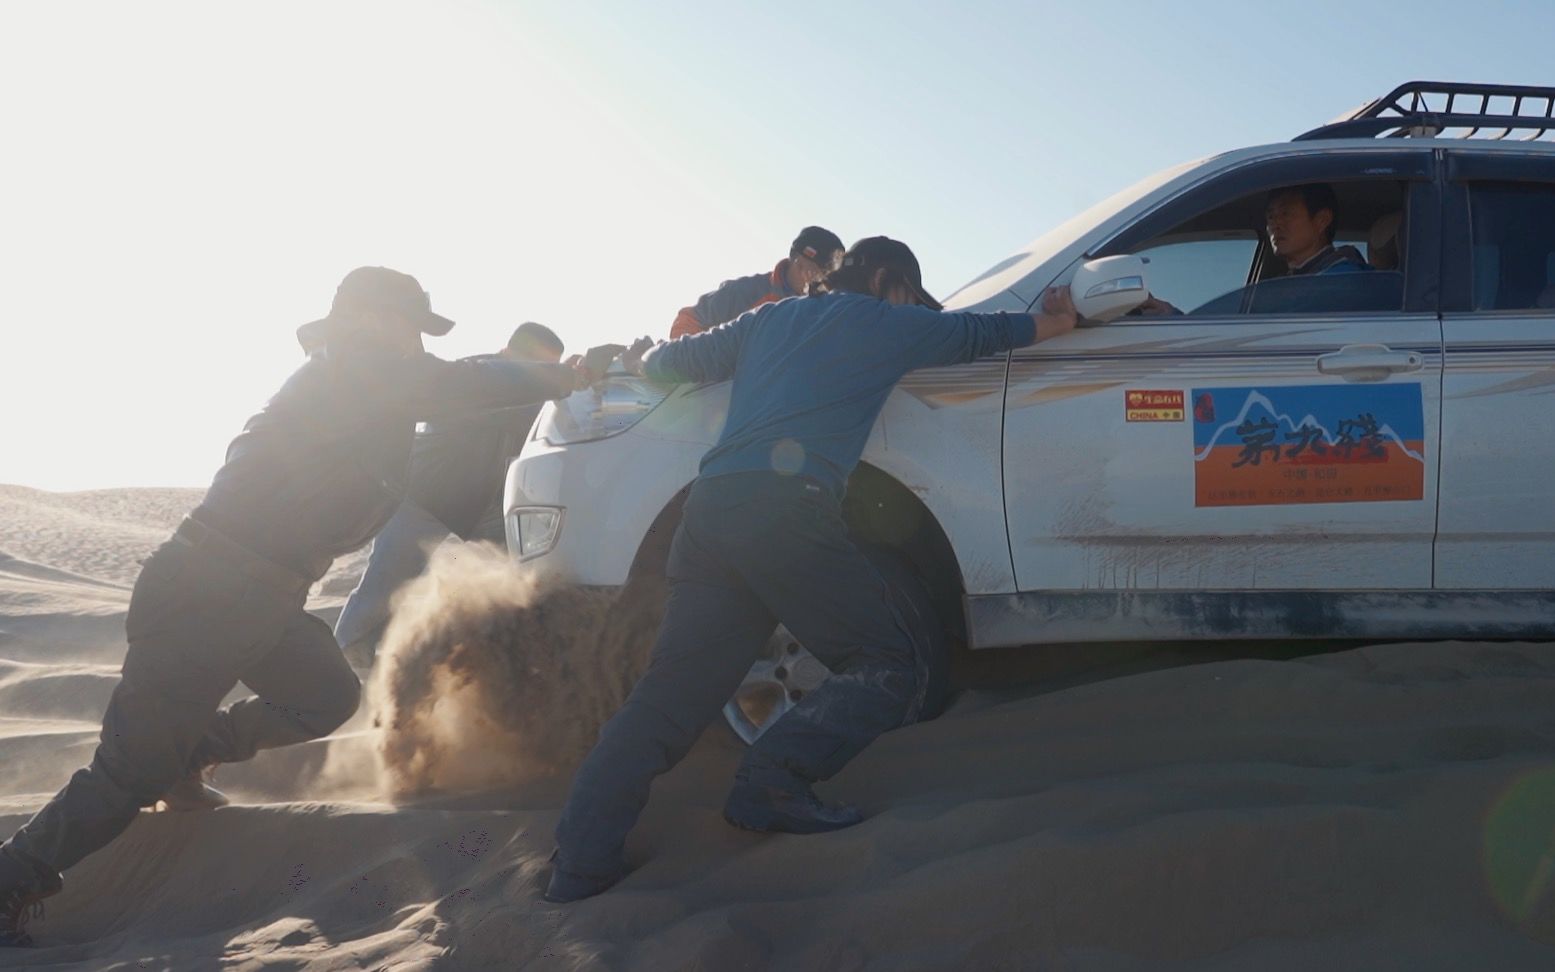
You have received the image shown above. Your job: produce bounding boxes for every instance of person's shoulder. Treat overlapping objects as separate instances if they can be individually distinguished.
[708,270,770,294]
[1321,245,1372,274]
[812,290,875,308]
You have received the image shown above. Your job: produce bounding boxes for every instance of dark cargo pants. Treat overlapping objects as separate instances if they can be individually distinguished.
[555,471,930,876]
[0,524,361,881]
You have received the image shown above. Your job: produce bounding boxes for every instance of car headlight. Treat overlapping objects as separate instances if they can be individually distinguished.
[508,506,563,561]
[534,373,671,445]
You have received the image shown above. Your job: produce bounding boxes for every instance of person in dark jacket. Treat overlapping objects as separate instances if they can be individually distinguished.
[333,321,566,666]
[668,225,845,338]
[0,268,604,947]
[546,237,1078,903]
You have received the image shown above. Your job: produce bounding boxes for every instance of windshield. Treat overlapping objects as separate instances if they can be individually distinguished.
[941,158,1203,310]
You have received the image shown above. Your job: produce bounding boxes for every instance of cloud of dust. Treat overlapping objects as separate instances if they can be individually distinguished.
[362,542,664,799]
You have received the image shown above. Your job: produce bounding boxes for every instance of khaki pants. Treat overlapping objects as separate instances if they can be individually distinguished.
[1,531,360,877]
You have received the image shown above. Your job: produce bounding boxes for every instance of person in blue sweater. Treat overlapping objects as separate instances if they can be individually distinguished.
[546,237,1078,902]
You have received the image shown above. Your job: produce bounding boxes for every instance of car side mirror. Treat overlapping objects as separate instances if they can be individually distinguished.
[1071,255,1151,324]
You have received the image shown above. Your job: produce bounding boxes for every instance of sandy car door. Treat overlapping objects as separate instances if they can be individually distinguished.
[990,150,1443,645]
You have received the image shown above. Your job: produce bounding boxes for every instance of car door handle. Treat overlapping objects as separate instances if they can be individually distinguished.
[1315,344,1423,380]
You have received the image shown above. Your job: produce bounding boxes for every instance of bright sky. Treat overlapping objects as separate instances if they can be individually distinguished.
[3,0,1552,490]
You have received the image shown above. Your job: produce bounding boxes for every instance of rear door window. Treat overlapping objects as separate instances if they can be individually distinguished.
[1468,183,1555,311]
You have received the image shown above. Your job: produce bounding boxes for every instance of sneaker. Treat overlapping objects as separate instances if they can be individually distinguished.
[157,767,229,812]
[723,781,864,834]
[0,862,62,948]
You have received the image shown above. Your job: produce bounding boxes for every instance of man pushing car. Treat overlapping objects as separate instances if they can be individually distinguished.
[547,237,1078,902]
[0,267,621,947]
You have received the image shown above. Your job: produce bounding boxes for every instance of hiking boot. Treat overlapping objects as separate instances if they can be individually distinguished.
[0,858,62,948]
[542,851,623,904]
[723,780,864,834]
[157,767,229,812]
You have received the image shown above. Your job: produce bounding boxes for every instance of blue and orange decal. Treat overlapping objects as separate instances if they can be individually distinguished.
[1192,384,1426,507]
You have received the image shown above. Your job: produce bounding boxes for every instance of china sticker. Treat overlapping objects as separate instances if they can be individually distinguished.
[1125,389,1185,422]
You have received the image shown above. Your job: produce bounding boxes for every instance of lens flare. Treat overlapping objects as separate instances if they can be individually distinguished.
[1483,766,1555,934]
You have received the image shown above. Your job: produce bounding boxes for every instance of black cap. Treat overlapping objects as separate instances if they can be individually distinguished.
[791,226,845,269]
[840,236,942,311]
[313,266,456,336]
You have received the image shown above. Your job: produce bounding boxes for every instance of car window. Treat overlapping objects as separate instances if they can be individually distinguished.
[1111,178,1412,321]
[1469,183,1555,311]
[1134,235,1258,315]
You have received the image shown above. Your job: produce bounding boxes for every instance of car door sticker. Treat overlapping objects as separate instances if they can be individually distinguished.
[1125,389,1185,422]
[1191,384,1425,507]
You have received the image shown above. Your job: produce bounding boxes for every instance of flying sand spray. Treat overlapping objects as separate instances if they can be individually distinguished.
[365,542,663,797]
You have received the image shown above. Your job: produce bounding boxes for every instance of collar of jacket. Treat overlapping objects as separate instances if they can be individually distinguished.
[770,259,799,298]
[1289,244,1366,276]
[1288,245,1336,274]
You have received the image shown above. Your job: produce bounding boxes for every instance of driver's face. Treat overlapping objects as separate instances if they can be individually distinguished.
[1265,192,1330,262]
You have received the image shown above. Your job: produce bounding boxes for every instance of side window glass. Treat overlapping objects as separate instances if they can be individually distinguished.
[1133,236,1258,314]
[1469,184,1555,311]
[1116,181,1409,320]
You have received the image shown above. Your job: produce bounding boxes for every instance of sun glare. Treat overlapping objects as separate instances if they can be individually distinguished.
[0,0,774,490]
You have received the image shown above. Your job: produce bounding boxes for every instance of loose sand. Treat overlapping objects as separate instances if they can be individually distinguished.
[3,483,1555,970]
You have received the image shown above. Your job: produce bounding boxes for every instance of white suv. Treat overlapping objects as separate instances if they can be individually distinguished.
[504,82,1555,737]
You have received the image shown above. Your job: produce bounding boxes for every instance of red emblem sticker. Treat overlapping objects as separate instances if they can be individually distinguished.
[1125,389,1185,422]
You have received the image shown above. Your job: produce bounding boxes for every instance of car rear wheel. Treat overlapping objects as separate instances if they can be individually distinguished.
[721,544,950,744]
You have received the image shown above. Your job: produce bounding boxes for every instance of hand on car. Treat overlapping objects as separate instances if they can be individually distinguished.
[573,344,627,390]
[621,336,657,377]
[1034,285,1077,341]
[1135,294,1182,317]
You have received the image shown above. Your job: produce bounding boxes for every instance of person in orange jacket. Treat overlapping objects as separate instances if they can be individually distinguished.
[669,226,844,338]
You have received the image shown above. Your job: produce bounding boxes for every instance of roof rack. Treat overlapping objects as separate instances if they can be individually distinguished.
[1295,81,1555,142]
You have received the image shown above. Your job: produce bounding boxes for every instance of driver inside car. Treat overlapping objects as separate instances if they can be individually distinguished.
[1138,182,1371,316]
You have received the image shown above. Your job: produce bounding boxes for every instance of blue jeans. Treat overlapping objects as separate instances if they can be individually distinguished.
[555,471,931,876]
[333,501,449,661]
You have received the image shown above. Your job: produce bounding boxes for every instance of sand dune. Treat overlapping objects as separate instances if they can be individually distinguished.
[3,485,1555,969]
